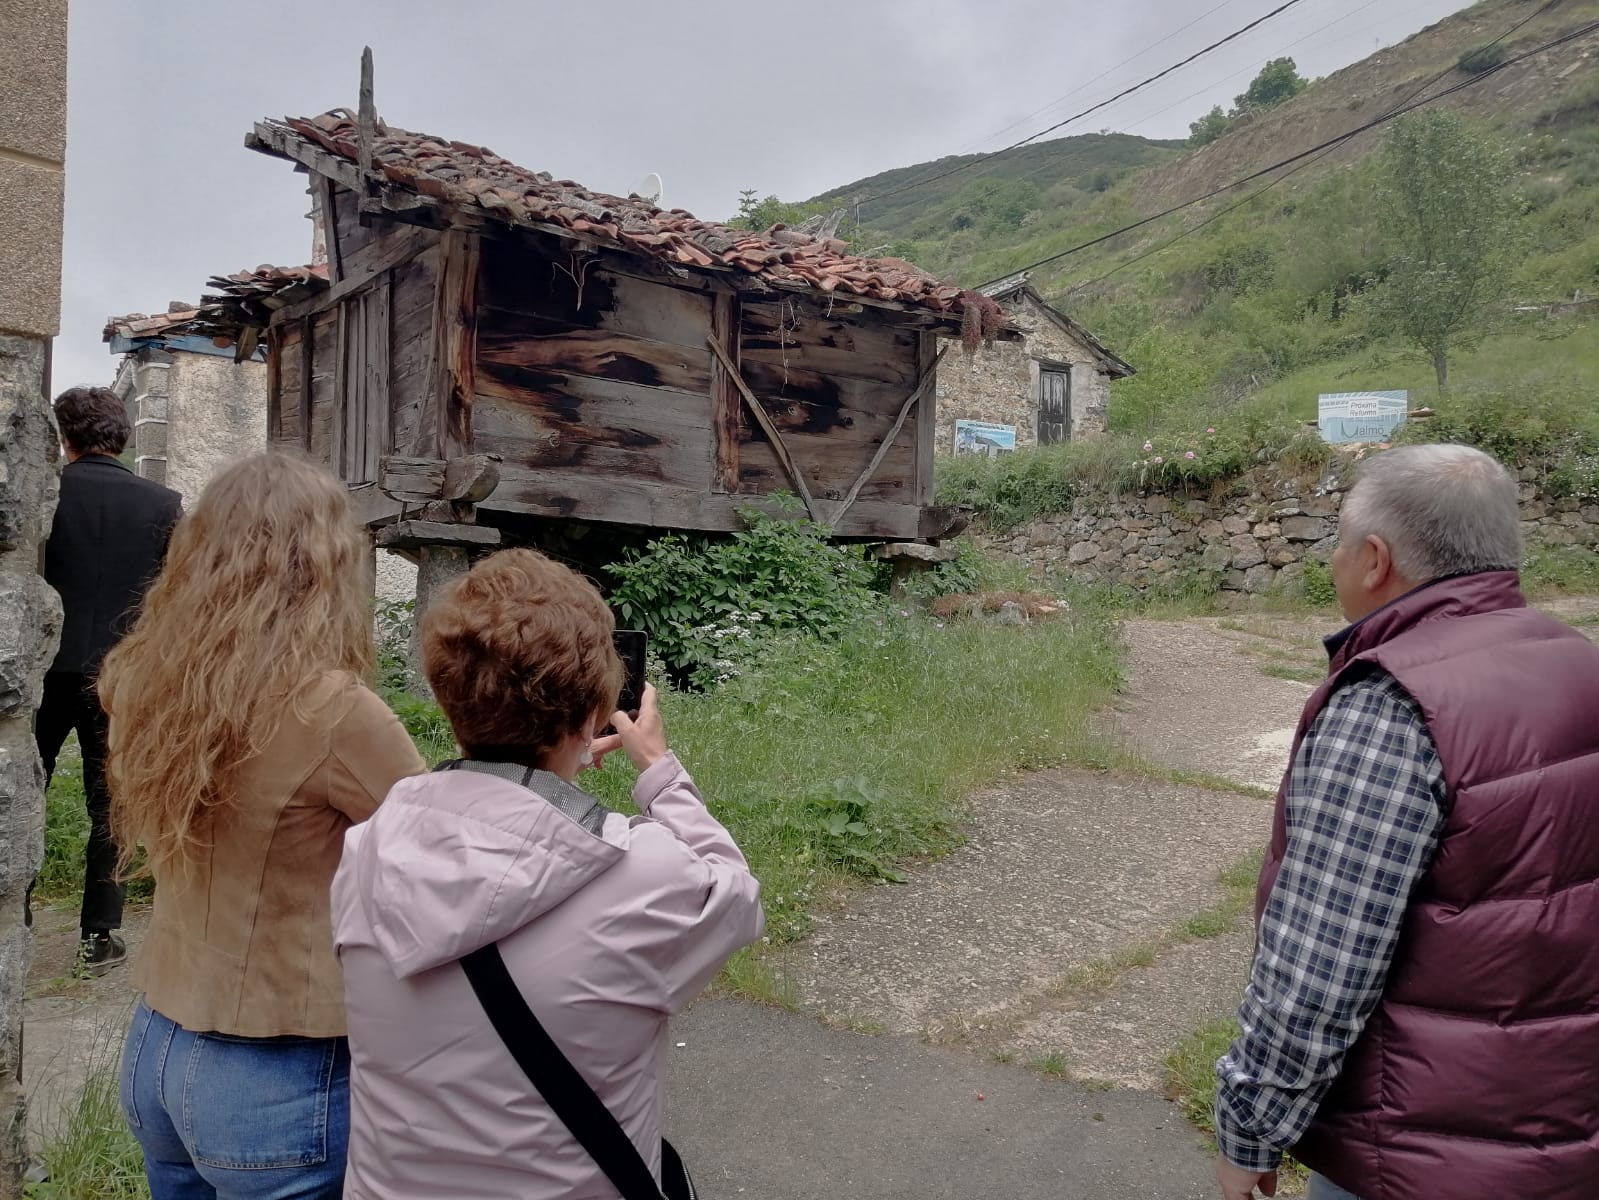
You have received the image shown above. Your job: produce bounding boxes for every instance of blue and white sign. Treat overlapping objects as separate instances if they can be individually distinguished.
[1317,391,1410,445]
[953,419,1017,457]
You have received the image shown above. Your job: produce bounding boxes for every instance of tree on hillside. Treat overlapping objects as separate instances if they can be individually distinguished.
[731,190,814,230]
[1188,59,1309,147]
[1189,106,1231,147]
[1371,110,1522,388]
[1235,57,1308,112]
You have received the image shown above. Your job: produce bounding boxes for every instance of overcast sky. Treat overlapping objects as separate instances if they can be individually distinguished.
[58,0,1471,388]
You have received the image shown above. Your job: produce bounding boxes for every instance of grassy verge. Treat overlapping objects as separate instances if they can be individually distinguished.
[28,1063,148,1200]
[1164,1018,1309,1190]
[573,611,1124,949]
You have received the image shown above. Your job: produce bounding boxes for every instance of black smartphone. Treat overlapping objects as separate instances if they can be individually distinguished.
[606,630,647,735]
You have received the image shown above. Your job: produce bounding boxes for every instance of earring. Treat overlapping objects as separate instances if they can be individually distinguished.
[579,748,594,768]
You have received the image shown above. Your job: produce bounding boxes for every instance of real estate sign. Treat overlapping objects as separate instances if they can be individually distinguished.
[953,419,1017,457]
[1317,391,1409,445]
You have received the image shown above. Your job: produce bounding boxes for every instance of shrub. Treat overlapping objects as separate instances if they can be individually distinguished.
[1396,382,1599,499]
[608,502,882,682]
[1458,44,1509,76]
[1302,559,1339,608]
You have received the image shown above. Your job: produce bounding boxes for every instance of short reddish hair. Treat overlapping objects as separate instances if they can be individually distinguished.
[422,549,623,763]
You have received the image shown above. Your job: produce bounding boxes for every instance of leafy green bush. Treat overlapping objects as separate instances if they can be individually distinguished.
[1458,43,1509,76]
[608,503,882,682]
[1302,559,1339,609]
[1397,382,1599,498]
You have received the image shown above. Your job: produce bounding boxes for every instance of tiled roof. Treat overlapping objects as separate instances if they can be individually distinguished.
[104,304,206,342]
[252,111,1006,331]
[105,267,328,351]
[205,263,327,303]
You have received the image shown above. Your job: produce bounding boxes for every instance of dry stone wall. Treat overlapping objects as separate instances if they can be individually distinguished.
[0,334,62,1188]
[982,465,1599,596]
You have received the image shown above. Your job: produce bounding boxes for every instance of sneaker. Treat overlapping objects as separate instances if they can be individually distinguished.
[78,932,127,977]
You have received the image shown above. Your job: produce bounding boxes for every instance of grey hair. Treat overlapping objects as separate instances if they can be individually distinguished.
[1339,444,1523,581]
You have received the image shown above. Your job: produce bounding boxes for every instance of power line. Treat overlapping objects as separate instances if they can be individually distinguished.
[1108,0,1394,138]
[851,0,1314,211]
[1062,0,1567,292]
[990,13,1595,287]
[954,0,1241,154]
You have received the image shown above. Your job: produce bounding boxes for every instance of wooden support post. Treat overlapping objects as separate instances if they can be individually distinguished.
[426,230,481,458]
[914,332,939,505]
[320,178,344,283]
[265,335,283,442]
[710,292,742,494]
[298,321,313,454]
[357,47,381,224]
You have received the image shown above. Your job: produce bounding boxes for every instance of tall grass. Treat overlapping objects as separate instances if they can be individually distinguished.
[29,1063,148,1200]
[575,612,1124,944]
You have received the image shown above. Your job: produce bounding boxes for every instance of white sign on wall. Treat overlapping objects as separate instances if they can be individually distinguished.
[1317,391,1410,445]
[953,420,1017,457]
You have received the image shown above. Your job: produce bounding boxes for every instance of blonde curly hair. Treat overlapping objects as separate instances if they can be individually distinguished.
[98,452,374,876]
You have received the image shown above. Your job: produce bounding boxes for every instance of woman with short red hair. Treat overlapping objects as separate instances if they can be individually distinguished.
[332,548,763,1200]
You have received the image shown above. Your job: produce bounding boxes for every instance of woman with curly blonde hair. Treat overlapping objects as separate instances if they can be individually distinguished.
[99,452,424,1200]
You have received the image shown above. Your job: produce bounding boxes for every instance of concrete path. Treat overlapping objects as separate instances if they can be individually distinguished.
[668,998,1215,1200]
[1110,616,1332,791]
[782,769,1268,1045]
[21,609,1330,1197]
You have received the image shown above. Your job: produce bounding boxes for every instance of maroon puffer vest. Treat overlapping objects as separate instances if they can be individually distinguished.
[1256,571,1599,1200]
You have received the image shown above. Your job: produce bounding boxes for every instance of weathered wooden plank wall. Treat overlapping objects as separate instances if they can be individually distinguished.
[736,299,922,506]
[473,238,718,512]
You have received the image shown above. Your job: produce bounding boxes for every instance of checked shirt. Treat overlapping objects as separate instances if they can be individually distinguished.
[1214,667,1447,1173]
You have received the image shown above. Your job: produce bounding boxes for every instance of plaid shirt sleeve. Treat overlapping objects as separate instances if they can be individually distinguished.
[1213,668,1447,1174]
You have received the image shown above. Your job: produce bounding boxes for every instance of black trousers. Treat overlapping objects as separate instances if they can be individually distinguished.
[34,671,125,933]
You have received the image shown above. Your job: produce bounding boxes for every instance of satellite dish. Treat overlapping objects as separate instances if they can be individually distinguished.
[630,172,665,207]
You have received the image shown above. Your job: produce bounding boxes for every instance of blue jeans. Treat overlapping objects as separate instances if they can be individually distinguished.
[1307,1174,1364,1200]
[120,1002,349,1200]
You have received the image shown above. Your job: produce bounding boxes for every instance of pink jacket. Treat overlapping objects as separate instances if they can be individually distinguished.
[331,753,764,1199]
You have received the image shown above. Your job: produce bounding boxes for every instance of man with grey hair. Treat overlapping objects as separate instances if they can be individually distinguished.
[1213,444,1599,1200]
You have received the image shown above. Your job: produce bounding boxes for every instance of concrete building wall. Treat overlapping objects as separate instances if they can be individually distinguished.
[112,349,268,501]
[0,0,68,1191]
[110,347,419,603]
[934,291,1113,455]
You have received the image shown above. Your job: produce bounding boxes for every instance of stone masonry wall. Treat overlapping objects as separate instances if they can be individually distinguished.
[0,0,67,1189]
[935,291,1111,455]
[983,465,1599,597]
[0,338,62,1191]
[112,349,268,502]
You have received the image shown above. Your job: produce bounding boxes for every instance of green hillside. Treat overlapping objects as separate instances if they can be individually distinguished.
[787,0,1599,443]
[809,133,1186,247]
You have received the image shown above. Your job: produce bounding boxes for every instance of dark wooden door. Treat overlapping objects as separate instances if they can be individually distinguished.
[1038,368,1069,445]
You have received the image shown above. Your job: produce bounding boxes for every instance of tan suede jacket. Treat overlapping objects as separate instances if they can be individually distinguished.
[124,671,425,1038]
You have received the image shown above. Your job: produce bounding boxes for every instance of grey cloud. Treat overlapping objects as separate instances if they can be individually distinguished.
[56,0,1469,388]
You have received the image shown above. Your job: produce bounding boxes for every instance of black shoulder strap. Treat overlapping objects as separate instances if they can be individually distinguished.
[460,944,665,1200]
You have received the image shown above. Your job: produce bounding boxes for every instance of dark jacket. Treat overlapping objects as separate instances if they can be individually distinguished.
[44,455,182,675]
[1257,571,1599,1200]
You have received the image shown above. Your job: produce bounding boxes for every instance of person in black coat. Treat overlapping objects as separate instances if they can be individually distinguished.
[38,386,182,973]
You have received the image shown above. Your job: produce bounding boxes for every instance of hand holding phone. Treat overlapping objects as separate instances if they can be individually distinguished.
[609,684,667,774]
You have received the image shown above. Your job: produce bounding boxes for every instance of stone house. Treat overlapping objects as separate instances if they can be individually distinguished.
[104,305,269,500]
[935,271,1133,454]
[103,300,418,603]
